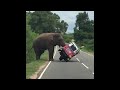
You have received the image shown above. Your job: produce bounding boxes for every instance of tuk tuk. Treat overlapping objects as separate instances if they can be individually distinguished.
[58,41,79,62]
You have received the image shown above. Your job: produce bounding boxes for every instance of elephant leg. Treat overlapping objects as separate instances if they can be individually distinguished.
[39,50,45,59]
[34,48,44,60]
[36,53,40,60]
[48,47,54,61]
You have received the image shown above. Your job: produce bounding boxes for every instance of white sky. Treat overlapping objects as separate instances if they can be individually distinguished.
[27,11,94,33]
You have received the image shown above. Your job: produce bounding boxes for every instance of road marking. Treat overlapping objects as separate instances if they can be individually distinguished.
[38,61,51,79]
[76,56,94,75]
[81,63,89,69]
[76,58,80,62]
[38,46,57,79]
[80,50,94,56]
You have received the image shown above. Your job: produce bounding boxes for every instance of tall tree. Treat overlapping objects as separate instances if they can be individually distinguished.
[74,11,94,50]
[29,11,68,34]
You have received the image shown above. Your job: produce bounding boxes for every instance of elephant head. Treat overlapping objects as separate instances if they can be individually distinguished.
[53,33,65,47]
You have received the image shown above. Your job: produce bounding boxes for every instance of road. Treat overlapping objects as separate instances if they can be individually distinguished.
[38,46,94,79]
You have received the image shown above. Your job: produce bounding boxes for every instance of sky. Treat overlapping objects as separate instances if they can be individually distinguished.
[27,11,94,33]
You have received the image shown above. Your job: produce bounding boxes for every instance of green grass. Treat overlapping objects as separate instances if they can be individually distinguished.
[81,48,94,55]
[79,46,94,55]
[26,51,48,79]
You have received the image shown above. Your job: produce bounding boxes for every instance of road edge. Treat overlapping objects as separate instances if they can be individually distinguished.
[37,46,57,79]
[80,50,94,56]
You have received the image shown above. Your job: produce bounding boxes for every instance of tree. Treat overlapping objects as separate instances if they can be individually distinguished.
[26,13,39,63]
[61,20,68,34]
[74,11,94,51]
[29,11,68,34]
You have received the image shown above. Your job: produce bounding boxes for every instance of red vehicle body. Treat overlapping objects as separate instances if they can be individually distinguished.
[58,42,79,62]
[63,45,75,59]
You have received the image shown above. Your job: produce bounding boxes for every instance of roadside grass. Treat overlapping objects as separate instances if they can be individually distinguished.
[81,48,94,55]
[79,46,94,55]
[26,51,48,79]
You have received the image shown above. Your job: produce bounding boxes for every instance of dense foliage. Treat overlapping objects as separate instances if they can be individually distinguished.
[74,11,94,51]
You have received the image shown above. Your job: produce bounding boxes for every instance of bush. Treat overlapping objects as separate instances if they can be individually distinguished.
[63,33,74,43]
[76,39,94,52]
[26,24,39,63]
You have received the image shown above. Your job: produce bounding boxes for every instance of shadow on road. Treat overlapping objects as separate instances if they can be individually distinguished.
[53,60,78,62]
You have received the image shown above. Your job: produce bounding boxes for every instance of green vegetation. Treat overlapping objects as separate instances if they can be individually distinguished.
[26,51,48,79]
[28,11,68,34]
[62,12,94,53]
[63,33,74,43]
[26,12,39,63]
[74,11,94,52]
[79,46,94,55]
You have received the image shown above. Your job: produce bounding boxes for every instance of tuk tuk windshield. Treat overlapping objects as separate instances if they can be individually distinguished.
[71,45,76,51]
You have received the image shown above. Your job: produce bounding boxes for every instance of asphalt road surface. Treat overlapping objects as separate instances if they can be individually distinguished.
[38,46,94,79]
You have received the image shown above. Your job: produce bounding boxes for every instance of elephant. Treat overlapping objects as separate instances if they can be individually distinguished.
[33,33,66,61]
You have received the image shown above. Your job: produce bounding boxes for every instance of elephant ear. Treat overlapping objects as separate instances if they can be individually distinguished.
[49,33,60,45]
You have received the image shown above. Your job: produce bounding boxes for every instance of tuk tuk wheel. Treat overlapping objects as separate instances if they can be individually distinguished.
[59,56,63,61]
[64,58,69,62]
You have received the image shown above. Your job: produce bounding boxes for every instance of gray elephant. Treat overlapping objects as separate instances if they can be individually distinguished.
[33,33,65,61]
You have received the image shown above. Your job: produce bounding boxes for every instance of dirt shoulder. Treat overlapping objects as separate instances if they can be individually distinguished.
[29,61,49,79]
